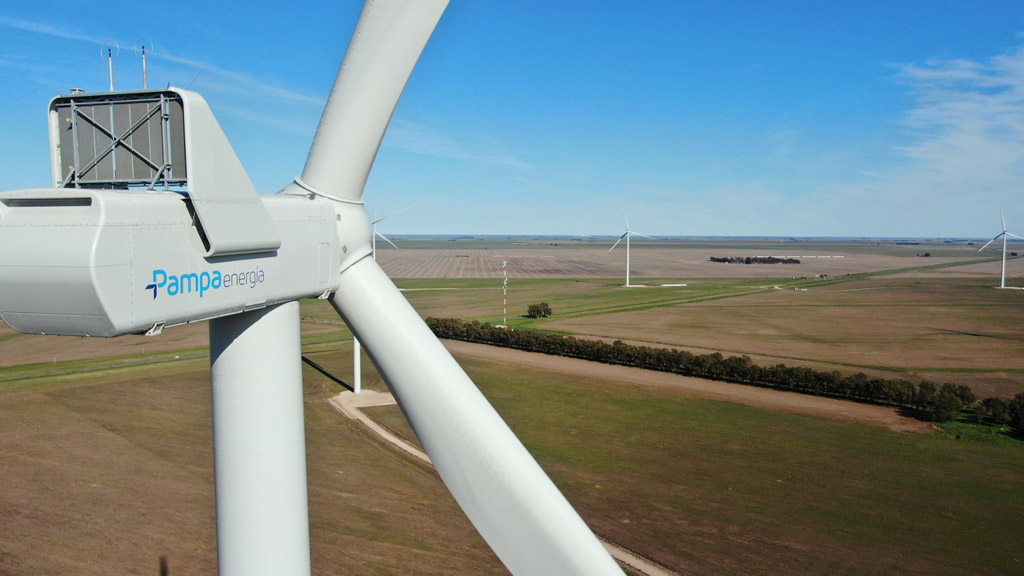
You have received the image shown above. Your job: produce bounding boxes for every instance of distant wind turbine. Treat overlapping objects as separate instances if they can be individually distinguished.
[371,198,429,261]
[608,209,654,287]
[979,210,1024,289]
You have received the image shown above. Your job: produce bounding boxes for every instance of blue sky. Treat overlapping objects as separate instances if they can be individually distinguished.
[1,1,1023,238]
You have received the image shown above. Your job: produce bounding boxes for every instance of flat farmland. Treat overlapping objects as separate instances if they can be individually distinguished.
[540,276,1024,398]
[376,236,994,280]
[374,237,1024,399]
[2,236,1022,576]
[4,335,1020,576]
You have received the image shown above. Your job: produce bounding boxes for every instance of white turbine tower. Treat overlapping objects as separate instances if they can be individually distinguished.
[0,2,626,576]
[609,209,654,287]
[978,210,1024,289]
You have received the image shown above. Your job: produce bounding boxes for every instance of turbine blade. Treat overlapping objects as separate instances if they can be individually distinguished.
[1004,232,1024,241]
[632,231,656,240]
[373,197,431,225]
[979,234,1002,252]
[608,233,627,252]
[621,208,630,231]
[375,229,399,250]
[298,0,448,203]
[330,259,624,576]
[1002,209,1007,233]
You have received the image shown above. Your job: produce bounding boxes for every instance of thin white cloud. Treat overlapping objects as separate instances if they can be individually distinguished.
[0,15,104,44]
[631,44,1024,238]
[893,48,1024,188]
[808,47,1024,236]
[0,15,323,108]
[664,49,1024,237]
[155,52,323,107]
[214,102,319,136]
[384,119,531,170]
[514,176,559,193]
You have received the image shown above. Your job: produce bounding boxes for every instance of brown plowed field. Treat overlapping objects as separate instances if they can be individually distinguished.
[543,277,1024,398]
[376,244,971,279]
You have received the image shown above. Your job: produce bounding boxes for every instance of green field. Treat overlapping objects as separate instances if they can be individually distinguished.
[363,349,1024,576]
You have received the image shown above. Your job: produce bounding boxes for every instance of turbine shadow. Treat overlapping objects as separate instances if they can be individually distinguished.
[302,355,354,392]
[931,328,1024,342]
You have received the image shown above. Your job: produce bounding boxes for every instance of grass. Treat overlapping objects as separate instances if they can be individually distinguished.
[433,352,1024,576]
[388,276,807,327]
[360,351,1024,575]
[0,349,209,390]
[301,369,507,576]
[933,419,1023,445]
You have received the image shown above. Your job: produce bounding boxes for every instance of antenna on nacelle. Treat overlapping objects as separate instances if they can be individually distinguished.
[101,41,119,91]
[135,40,154,90]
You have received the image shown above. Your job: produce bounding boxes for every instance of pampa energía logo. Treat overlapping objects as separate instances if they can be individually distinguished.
[145,267,266,299]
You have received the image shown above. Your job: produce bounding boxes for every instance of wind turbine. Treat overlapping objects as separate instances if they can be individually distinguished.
[371,209,400,257]
[370,198,429,260]
[978,210,1024,289]
[0,2,625,576]
[608,209,654,287]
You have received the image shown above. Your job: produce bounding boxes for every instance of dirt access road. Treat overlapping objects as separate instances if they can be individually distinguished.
[442,340,933,434]
[329,389,687,576]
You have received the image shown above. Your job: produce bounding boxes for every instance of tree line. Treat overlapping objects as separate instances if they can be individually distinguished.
[426,317,1024,429]
[709,256,801,264]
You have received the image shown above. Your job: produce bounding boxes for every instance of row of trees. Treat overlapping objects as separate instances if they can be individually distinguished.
[709,256,801,264]
[426,317,1023,428]
[976,395,1024,429]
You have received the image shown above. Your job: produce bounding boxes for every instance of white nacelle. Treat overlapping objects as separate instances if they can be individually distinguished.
[0,188,341,337]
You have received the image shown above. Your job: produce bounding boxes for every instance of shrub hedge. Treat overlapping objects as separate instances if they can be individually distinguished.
[424,317,1024,427]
